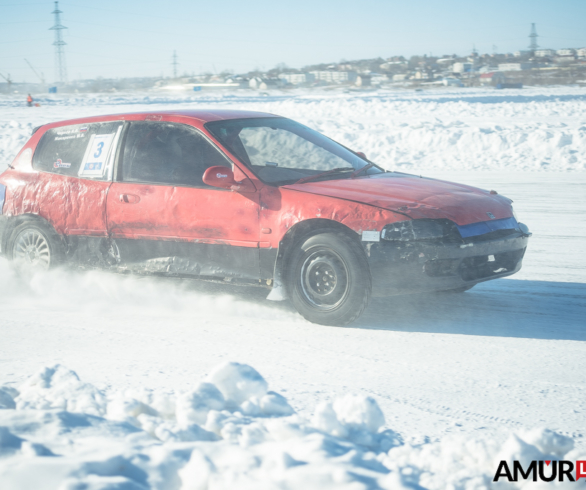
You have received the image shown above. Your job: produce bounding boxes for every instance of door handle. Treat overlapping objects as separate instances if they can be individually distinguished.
[120,194,140,204]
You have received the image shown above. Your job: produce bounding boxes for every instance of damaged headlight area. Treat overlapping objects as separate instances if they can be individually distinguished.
[381,219,455,242]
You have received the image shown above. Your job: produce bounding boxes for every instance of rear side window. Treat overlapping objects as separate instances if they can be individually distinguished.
[120,122,231,187]
[33,122,123,179]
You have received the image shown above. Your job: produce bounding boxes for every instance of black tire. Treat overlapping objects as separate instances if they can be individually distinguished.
[285,232,371,326]
[7,221,65,272]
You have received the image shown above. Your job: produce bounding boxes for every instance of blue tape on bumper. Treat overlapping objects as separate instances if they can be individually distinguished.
[0,184,5,215]
[457,217,518,238]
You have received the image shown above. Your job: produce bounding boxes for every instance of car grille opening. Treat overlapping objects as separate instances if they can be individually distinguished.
[424,248,526,280]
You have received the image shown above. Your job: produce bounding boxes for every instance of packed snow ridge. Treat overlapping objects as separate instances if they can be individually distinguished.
[0,363,582,489]
[1,86,585,172]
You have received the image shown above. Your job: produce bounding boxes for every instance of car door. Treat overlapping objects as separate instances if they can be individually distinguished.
[30,121,123,263]
[106,121,261,280]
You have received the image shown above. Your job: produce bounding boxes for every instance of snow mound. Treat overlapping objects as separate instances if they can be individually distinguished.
[16,364,106,416]
[207,362,268,406]
[0,363,580,489]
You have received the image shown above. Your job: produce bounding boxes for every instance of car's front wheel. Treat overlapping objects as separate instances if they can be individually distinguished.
[8,222,64,273]
[286,232,371,326]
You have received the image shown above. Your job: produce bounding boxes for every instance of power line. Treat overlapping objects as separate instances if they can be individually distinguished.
[529,23,539,53]
[50,1,67,83]
[172,50,178,79]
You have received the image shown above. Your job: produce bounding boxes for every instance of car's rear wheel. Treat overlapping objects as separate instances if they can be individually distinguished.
[8,222,64,273]
[286,232,371,326]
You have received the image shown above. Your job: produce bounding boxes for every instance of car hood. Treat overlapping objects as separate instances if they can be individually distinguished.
[282,173,513,226]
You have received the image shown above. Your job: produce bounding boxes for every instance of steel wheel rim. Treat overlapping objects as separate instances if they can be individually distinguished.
[12,229,51,271]
[300,248,349,311]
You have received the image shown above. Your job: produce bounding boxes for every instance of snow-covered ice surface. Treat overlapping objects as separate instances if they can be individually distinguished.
[1,87,585,489]
[1,85,586,173]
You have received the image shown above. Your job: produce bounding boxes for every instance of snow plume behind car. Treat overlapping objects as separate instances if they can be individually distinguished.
[0,257,300,323]
[0,362,583,489]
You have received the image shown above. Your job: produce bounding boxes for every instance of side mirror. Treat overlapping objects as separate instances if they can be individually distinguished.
[202,166,236,189]
[355,151,367,160]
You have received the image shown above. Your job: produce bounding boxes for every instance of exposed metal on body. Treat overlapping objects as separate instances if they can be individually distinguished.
[12,229,51,271]
[300,248,349,311]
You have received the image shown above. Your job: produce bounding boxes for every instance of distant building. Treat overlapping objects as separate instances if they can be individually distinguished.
[280,73,315,85]
[442,77,463,87]
[534,49,555,57]
[498,63,531,72]
[370,73,389,85]
[309,71,357,83]
[578,48,586,58]
[392,74,408,82]
[514,50,531,58]
[478,65,499,74]
[379,61,407,70]
[452,62,472,73]
[249,77,283,90]
[355,74,371,86]
[479,72,507,86]
[556,48,576,56]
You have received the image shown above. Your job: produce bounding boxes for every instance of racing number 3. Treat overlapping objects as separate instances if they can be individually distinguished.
[94,142,104,158]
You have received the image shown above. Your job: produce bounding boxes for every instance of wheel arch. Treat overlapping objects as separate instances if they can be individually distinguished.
[1,213,62,256]
[267,218,366,301]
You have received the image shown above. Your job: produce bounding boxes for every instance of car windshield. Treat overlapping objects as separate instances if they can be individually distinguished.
[205,117,384,185]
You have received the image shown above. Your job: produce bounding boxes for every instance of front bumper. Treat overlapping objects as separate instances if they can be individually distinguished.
[366,231,529,297]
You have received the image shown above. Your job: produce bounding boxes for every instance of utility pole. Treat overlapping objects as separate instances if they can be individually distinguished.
[529,23,539,54]
[50,1,68,84]
[172,51,178,79]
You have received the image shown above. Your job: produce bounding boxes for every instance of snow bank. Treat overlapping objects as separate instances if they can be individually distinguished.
[0,363,581,489]
[1,86,585,172]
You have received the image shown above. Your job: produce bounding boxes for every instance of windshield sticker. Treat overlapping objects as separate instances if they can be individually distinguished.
[79,132,116,178]
[53,159,71,169]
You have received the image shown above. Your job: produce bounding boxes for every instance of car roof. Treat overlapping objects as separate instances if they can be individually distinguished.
[140,109,280,122]
[38,109,280,131]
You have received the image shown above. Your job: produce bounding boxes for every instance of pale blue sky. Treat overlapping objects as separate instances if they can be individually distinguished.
[1,0,585,83]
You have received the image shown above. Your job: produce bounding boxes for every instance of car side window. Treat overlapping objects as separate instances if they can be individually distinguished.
[120,122,231,187]
[33,122,123,180]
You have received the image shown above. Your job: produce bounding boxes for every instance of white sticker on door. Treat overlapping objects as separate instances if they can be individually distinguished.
[79,133,115,178]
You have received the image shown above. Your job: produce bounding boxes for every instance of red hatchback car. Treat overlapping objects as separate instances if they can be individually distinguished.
[0,110,531,325]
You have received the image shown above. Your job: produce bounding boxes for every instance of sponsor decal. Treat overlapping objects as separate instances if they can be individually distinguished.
[216,173,228,178]
[79,126,88,132]
[494,459,586,483]
[53,159,71,169]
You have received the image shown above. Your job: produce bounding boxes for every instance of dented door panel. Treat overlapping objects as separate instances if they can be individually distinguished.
[106,183,262,278]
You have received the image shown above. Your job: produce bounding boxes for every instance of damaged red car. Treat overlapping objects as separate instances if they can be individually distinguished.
[0,110,531,325]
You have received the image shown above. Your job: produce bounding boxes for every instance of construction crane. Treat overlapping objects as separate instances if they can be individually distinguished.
[0,72,13,92]
[25,59,45,86]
